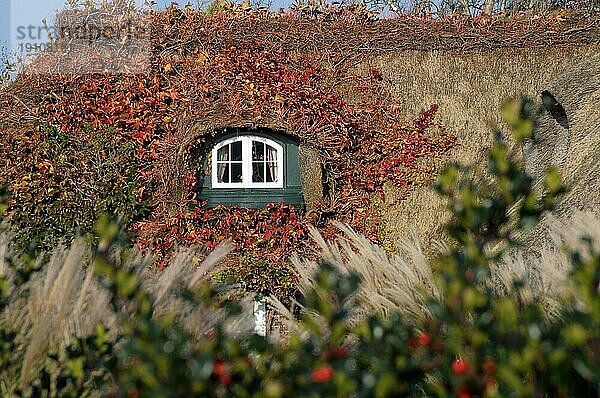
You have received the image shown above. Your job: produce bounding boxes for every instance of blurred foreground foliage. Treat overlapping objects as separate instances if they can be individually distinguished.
[0,99,599,396]
[5,123,148,255]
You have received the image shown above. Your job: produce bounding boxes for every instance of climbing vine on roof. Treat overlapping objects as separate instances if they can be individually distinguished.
[2,2,597,299]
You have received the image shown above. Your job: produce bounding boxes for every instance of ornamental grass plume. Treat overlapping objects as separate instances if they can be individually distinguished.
[491,210,600,319]
[0,231,234,395]
[9,240,114,388]
[290,221,440,325]
[282,211,600,328]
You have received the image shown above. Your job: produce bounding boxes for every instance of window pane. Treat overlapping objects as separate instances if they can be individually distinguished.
[217,163,229,183]
[231,162,243,183]
[252,141,264,161]
[217,145,229,161]
[266,162,278,182]
[252,162,265,182]
[231,141,242,161]
[265,144,277,162]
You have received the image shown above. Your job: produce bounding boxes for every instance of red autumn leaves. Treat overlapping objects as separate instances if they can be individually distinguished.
[135,203,308,269]
[353,104,457,193]
[10,9,457,302]
[137,17,456,291]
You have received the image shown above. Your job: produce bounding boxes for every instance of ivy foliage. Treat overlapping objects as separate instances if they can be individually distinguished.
[7,124,149,254]
[1,99,599,396]
[1,5,460,300]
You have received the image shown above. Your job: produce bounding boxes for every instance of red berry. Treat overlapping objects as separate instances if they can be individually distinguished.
[418,332,431,346]
[214,360,225,376]
[220,372,232,386]
[452,358,470,375]
[456,386,471,398]
[311,365,334,383]
[331,346,348,359]
[483,360,497,374]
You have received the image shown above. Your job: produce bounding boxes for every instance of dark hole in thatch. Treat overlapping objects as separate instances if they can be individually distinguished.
[541,90,569,129]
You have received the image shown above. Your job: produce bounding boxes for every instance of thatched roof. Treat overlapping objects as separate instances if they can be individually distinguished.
[523,53,600,247]
[551,54,600,211]
[526,53,600,190]
[2,6,600,265]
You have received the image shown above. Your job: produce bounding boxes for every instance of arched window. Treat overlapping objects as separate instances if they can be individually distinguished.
[212,136,284,188]
[199,130,305,209]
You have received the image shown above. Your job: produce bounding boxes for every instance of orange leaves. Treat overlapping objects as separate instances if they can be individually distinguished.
[197,51,209,64]
[133,203,309,292]
[273,94,285,104]
[159,88,180,101]
[35,160,54,174]
[200,83,212,94]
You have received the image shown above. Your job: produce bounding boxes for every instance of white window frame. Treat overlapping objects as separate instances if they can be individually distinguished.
[212,135,284,189]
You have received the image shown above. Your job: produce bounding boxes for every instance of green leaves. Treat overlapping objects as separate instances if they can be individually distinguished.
[501,98,535,142]
[6,124,149,255]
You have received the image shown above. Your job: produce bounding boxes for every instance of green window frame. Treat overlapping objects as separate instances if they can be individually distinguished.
[199,130,304,210]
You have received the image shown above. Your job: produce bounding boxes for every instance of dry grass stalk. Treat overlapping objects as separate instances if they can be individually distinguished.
[291,222,440,325]
[280,212,600,331]
[490,211,600,318]
[0,235,234,394]
[145,241,254,338]
[19,241,111,386]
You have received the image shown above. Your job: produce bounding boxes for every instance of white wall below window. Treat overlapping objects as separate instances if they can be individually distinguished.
[253,298,267,337]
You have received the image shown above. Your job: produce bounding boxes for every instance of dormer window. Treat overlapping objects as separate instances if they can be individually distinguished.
[199,129,305,209]
[212,136,284,188]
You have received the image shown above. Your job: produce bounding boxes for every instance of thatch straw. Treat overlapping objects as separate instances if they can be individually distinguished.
[374,45,600,253]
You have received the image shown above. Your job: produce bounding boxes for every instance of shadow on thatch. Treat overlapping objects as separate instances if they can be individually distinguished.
[523,53,600,247]
[541,90,569,129]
